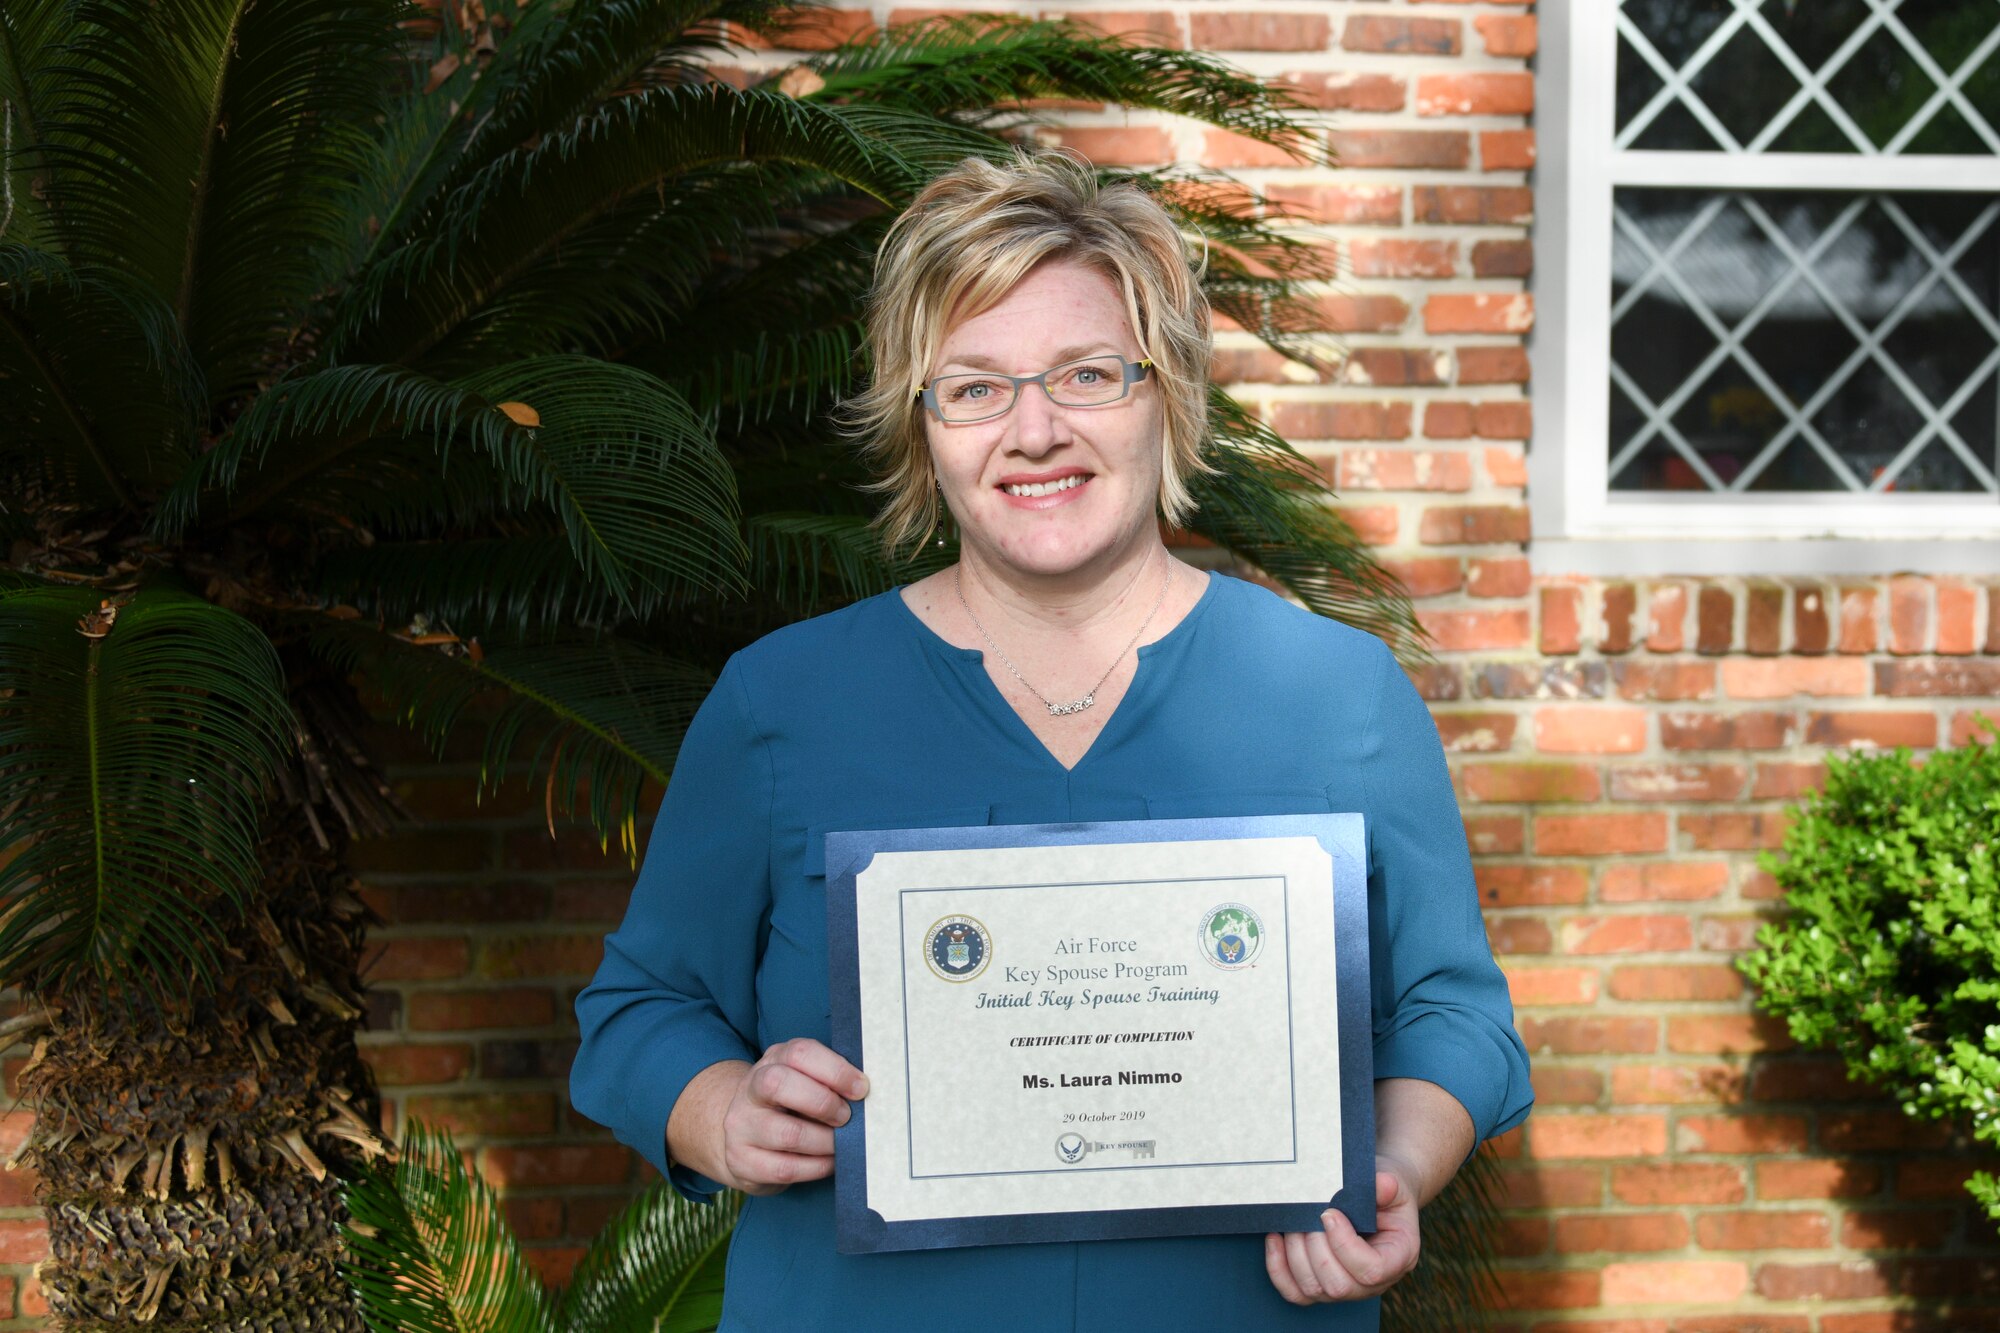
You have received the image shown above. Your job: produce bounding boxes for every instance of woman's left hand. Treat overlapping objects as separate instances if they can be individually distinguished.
[1262,1158,1421,1305]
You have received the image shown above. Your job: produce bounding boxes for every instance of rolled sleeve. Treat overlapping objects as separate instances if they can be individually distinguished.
[1359,640,1534,1144]
[570,656,774,1200]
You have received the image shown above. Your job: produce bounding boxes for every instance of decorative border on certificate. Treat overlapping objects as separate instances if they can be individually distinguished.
[825,814,1373,1254]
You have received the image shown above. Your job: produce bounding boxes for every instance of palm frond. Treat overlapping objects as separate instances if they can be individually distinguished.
[0,0,71,249]
[0,582,294,1010]
[34,0,401,401]
[556,1185,740,1333]
[746,510,950,608]
[339,1119,558,1333]
[307,620,712,861]
[309,533,636,640]
[1192,392,1426,663]
[330,83,918,368]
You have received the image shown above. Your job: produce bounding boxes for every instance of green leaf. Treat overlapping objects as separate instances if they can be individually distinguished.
[340,1119,558,1333]
[556,1185,740,1333]
[0,581,293,1009]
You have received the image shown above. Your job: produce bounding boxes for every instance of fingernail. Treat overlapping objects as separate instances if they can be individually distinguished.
[853,1076,870,1098]
[1321,1209,1338,1227]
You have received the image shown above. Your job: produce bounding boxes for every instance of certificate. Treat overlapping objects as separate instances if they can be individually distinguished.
[824,814,1374,1254]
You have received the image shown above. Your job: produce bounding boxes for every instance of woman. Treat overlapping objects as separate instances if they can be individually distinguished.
[571,152,1532,1329]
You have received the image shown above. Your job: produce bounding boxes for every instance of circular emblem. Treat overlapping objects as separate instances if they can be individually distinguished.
[1055,1133,1088,1164]
[1198,902,1264,970]
[924,915,992,982]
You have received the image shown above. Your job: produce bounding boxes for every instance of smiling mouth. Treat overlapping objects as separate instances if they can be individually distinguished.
[1001,474,1090,498]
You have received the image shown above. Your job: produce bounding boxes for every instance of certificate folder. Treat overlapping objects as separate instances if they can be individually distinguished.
[825,813,1374,1254]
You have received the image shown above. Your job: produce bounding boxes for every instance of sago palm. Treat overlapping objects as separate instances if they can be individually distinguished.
[1,0,1431,1326]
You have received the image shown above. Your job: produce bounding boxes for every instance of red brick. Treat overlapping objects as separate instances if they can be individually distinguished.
[1821,1111,1951,1153]
[1749,1058,1875,1104]
[1696,1210,1833,1251]
[1413,184,1533,224]
[1494,1269,1603,1311]
[348,830,490,875]
[1746,583,1785,655]
[1608,763,1746,802]
[1266,182,1403,226]
[1476,861,1593,902]
[1889,576,1930,654]
[1841,1209,1957,1250]
[1560,913,1690,953]
[1334,505,1398,545]
[1534,707,1647,754]
[1420,608,1531,651]
[1475,12,1538,56]
[1468,814,1526,855]
[1519,1016,1660,1056]
[1425,401,1473,440]
[404,1092,557,1137]
[1490,914,1553,954]
[1505,966,1601,1006]
[1341,346,1451,387]
[1603,1260,1748,1306]
[1054,9,1180,45]
[1598,862,1729,903]
[1794,585,1832,654]
[1342,13,1461,54]
[361,1041,473,1086]
[1472,239,1535,279]
[738,8,876,48]
[1330,130,1469,171]
[483,1144,634,1189]
[1500,1164,1606,1210]
[1541,587,1582,655]
[1680,812,1790,851]
[1898,1156,2000,1200]
[1530,1115,1667,1160]
[1874,660,2000,696]
[1611,1064,1745,1105]
[408,988,557,1032]
[1805,711,1938,749]
[1554,1213,1690,1254]
[476,934,605,979]
[1480,127,1537,171]
[1614,1163,1746,1205]
[1416,71,1534,116]
[1475,400,1533,439]
[1426,292,1534,334]
[1937,582,1978,654]
[1610,661,1715,702]
[1047,127,1173,166]
[1951,709,2000,746]
[1750,761,1828,800]
[1611,965,1744,1003]
[1277,70,1406,113]
[1757,1158,1882,1201]
[1678,1316,1814,1333]
[1754,1260,1891,1302]
[1435,710,1517,752]
[1199,128,1302,169]
[1648,585,1689,653]
[505,1195,565,1241]
[1532,1065,1607,1105]
[1190,11,1329,50]
[1666,1015,1794,1055]
[0,1218,47,1266]
[1384,555,1463,598]
[1538,814,1669,856]
[1676,1114,1808,1154]
[1660,711,1797,751]
[1469,557,1531,598]
[1839,586,1879,653]
[1721,658,1871,699]
[1698,585,1735,654]
[1485,445,1527,488]
[1698,915,1766,952]
[1339,447,1472,490]
[368,936,472,982]
[1459,345,1532,384]
[1420,504,1531,544]
[1308,293,1412,332]
[1273,400,1413,441]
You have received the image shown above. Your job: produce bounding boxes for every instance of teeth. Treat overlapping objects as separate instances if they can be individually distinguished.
[1003,475,1087,498]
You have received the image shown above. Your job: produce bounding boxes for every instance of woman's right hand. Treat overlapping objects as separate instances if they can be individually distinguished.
[718,1038,868,1195]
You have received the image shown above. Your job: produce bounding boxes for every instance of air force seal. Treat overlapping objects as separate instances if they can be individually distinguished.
[1198,902,1264,969]
[923,915,992,982]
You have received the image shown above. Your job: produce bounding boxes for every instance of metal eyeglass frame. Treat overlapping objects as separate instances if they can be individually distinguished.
[916,356,1154,424]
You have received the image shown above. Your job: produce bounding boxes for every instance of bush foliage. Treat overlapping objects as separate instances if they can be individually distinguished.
[1739,720,2000,1222]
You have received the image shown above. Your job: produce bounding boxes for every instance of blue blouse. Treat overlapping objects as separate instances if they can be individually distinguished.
[571,571,1532,1331]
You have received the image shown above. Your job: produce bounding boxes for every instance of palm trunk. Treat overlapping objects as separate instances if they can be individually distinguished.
[16,817,391,1330]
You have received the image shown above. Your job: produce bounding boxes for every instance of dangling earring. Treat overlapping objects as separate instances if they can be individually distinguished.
[933,477,948,548]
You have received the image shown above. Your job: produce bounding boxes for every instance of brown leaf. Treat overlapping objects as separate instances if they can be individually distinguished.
[424,51,461,94]
[777,65,826,99]
[496,400,540,427]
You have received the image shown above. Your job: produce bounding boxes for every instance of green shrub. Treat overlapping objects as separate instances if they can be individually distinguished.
[1739,718,2000,1224]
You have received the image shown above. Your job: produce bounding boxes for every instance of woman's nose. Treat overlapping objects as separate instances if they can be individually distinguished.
[1009,383,1070,454]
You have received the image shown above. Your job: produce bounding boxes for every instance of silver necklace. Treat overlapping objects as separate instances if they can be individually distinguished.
[954,554,1173,717]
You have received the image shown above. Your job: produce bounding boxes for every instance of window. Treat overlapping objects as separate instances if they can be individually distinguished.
[1535,0,2000,573]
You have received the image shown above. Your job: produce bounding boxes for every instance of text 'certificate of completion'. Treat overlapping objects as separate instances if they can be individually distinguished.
[824,814,1373,1254]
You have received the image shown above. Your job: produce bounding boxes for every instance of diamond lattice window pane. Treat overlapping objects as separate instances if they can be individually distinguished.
[1607,187,2000,496]
[1617,0,2000,155]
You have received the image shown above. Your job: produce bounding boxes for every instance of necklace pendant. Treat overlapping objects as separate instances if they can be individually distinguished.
[1048,694,1093,717]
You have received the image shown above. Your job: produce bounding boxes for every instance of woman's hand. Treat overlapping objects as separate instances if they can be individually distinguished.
[716,1038,868,1196]
[1262,1158,1421,1305]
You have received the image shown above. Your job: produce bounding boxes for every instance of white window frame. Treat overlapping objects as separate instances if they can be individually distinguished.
[1534,0,2000,576]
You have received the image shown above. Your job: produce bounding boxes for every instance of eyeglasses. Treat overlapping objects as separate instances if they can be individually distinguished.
[917,355,1154,424]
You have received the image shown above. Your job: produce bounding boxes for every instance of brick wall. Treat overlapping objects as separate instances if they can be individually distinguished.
[354,1,2000,1328]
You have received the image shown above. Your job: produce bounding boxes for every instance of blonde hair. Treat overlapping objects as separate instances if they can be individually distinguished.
[848,150,1216,552]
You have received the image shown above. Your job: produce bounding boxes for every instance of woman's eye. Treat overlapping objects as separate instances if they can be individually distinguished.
[946,381,996,401]
[1074,368,1104,384]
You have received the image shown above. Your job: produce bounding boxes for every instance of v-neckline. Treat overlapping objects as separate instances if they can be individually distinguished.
[892,569,1223,775]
